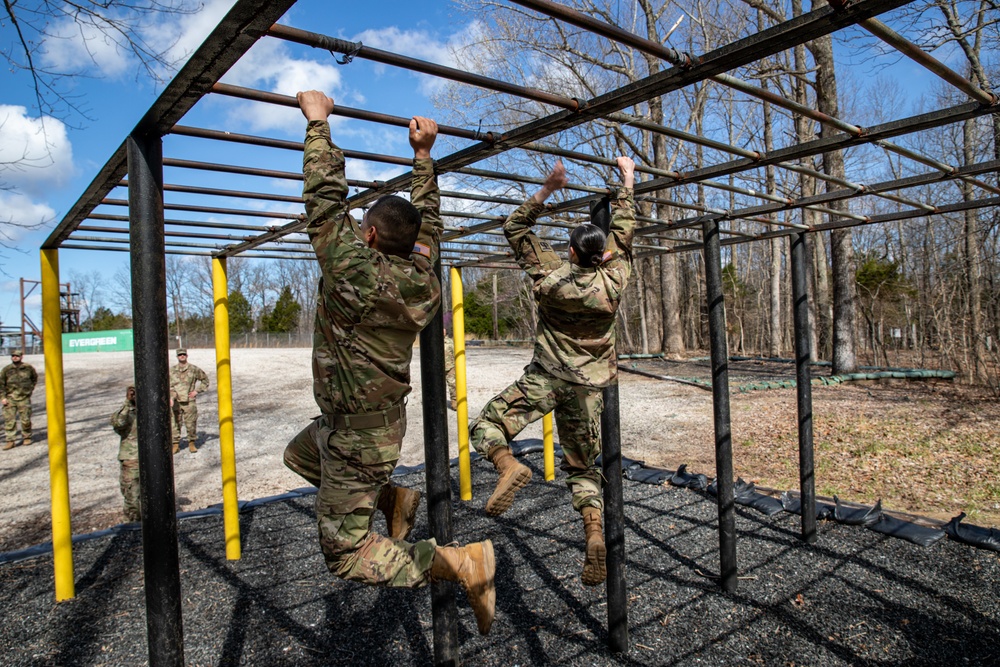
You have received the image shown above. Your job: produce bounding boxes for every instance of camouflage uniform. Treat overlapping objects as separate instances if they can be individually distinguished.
[110,398,141,522]
[443,333,457,408]
[470,188,635,512]
[1,359,38,445]
[170,360,209,447]
[283,119,442,587]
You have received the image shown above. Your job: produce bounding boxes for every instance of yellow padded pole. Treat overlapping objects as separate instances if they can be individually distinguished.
[450,267,472,500]
[543,412,555,481]
[212,257,241,559]
[41,249,74,600]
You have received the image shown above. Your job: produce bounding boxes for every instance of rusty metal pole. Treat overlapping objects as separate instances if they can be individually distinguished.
[419,263,460,666]
[128,130,185,667]
[790,232,817,543]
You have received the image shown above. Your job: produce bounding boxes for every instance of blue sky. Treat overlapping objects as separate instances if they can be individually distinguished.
[0,0,964,331]
[1,0,483,329]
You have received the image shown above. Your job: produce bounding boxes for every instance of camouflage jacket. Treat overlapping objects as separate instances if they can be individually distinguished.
[504,187,636,387]
[0,362,38,402]
[303,120,442,415]
[110,401,138,461]
[169,363,209,403]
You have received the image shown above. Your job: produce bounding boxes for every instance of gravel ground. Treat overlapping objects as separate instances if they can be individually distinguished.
[1,452,997,666]
[0,347,711,552]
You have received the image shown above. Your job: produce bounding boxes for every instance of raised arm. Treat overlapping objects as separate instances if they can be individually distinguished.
[503,161,568,282]
[298,91,353,241]
[408,116,442,264]
[607,156,637,265]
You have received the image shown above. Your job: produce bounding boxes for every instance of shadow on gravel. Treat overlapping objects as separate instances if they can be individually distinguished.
[1,452,998,666]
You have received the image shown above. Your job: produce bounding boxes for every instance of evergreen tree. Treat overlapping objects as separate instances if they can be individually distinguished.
[229,290,254,335]
[262,286,301,333]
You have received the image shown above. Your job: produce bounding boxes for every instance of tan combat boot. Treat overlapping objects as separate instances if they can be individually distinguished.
[172,443,180,455]
[188,442,197,453]
[376,484,421,540]
[430,541,496,635]
[581,507,607,586]
[22,437,31,447]
[2,441,14,451]
[485,448,532,516]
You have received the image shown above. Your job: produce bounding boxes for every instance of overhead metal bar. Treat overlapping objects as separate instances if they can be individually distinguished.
[172,125,606,194]
[638,158,1000,237]
[43,0,299,249]
[213,83,497,143]
[218,0,916,257]
[88,213,280,233]
[266,23,582,111]
[845,9,997,105]
[510,0,999,198]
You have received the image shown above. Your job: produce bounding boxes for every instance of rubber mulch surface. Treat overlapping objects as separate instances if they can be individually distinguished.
[2,452,998,666]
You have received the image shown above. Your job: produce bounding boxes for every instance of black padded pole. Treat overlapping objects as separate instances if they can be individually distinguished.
[789,232,817,543]
[701,217,738,593]
[418,273,460,667]
[601,381,628,652]
[127,131,185,666]
[590,195,612,234]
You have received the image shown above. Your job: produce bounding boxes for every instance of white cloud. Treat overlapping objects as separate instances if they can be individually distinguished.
[353,22,485,96]
[0,105,75,195]
[221,38,343,133]
[40,17,134,78]
[0,192,56,243]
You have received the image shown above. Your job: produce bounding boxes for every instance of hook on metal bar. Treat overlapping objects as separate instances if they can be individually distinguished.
[331,41,363,65]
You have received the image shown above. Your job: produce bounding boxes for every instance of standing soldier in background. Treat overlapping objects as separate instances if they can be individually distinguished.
[282,90,495,635]
[169,348,209,454]
[110,385,141,522]
[1,349,38,450]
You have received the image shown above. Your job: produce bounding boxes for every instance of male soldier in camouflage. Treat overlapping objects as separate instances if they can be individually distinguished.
[444,328,458,411]
[169,348,209,454]
[470,157,636,587]
[1,349,38,450]
[282,90,495,635]
[110,385,141,522]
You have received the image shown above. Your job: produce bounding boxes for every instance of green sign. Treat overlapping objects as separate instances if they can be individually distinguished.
[63,329,134,353]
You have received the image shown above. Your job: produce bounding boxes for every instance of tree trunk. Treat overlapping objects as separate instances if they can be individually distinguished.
[810,4,857,373]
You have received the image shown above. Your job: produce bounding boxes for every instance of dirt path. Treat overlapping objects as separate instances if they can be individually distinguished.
[3,347,996,553]
[0,347,712,551]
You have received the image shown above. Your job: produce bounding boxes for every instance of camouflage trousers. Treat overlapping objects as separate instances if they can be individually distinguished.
[171,401,198,445]
[119,458,142,522]
[470,362,604,513]
[283,412,437,587]
[3,399,31,442]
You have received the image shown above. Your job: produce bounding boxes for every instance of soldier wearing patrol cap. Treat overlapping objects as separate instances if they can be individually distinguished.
[1,349,38,450]
[169,348,209,454]
[469,156,637,589]
[281,90,495,636]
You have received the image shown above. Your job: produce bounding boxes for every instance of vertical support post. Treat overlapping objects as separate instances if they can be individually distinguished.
[20,278,27,354]
[789,232,817,543]
[542,413,555,481]
[213,257,241,559]
[128,131,185,667]
[701,217,738,593]
[41,249,74,601]
[601,381,628,653]
[450,267,471,501]
[420,268,459,667]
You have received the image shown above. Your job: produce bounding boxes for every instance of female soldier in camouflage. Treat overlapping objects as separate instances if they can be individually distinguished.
[470,156,636,587]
